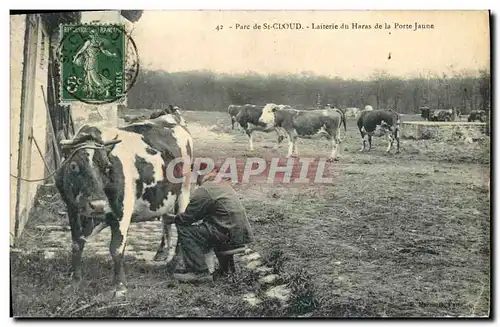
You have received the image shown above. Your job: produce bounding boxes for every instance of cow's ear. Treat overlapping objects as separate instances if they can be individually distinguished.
[105,143,118,154]
[272,107,278,113]
[60,146,73,160]
[57,132,72,159]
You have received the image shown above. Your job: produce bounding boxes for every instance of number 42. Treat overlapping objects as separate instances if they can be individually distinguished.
[215,25,223,31]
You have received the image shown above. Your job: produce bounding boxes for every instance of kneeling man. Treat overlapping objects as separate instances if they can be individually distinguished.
[165,168,254,283]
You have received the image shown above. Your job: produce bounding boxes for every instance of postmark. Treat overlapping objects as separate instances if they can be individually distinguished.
[57,23,139,105]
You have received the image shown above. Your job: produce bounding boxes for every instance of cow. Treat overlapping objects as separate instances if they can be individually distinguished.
[258,104,346,161]
[228,105,242,130]
[421,107,460,122]
[353,105,374,120]
[122,106,185,124]
[357,109,401,154]
[150,105,185,123]
[123,114,147,123]
[420,107,431,120]
[468,110,487,122]
[55,106,193,298]
[235,104,289,151]
[345,107,361,119]
[433,109,459,121]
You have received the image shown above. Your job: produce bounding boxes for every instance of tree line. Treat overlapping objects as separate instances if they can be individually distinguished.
[126,68,490,114]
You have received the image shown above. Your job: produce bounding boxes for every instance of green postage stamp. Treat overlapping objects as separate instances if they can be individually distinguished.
[58,24,127,104]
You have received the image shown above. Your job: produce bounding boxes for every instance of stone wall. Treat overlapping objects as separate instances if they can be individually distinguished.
[401,122,488,142]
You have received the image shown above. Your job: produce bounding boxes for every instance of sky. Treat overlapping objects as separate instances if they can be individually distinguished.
[131,10,490,80]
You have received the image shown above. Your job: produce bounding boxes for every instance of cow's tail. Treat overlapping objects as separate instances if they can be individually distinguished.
[341,109,347,132]
[334,108,347,132]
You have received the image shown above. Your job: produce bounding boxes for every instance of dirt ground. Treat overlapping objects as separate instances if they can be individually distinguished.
[10,110,490,317]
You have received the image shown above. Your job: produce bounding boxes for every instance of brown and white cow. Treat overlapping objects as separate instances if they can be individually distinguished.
[228,104,243,130]
[357,109,401,153]
[235,103,289,151]
[55,107,193,298]
[344,107,361,119]
[258,104,346,162]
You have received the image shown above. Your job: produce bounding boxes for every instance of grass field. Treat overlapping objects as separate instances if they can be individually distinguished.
[11,110,491,317]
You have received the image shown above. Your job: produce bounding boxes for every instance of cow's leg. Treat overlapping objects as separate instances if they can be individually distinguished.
[292,133,299,156]
[386,133,394,153]
[156,178,191,263]
[248,130,254,151]
[169,171,193,268]
[68,209,85,281]
[109,220,129,298]
[70,237,85,281]
[242,124,254,151]
[368,135,373,150]
[109,189,133,297]
[328,128,341,162]
[359,132,366,152]
[231,116,235,130]
[275,127,285,144]
[154,217,172,261]
[286,130,298,158]
[395,131,400,154]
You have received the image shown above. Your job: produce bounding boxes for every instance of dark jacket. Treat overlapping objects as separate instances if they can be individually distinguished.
[174,181,254,246]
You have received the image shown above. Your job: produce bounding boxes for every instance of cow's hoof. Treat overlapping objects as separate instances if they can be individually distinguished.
[326,157,338,163]
[153,250,169,261]
[113,283,128,299]
[165,260,179,274]
[70,271,82,282]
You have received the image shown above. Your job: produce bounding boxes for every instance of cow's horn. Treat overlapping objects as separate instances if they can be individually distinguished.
[59,138,78,147]
[103,139,122,146]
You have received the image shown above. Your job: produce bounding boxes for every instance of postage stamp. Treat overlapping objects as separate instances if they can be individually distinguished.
[58,24,132,105]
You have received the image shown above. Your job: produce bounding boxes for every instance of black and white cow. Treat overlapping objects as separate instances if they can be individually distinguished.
[258,104,346,161]
[420,107,431,120]
[421,108,460,122]
[235,103,289,151]
[123,105,185,124]
[55,107,193,298]
[227,104,242,130]
[357,109,400,153]
[468,110,487,122]
[150,105,184,121]
[433,109,459,121]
